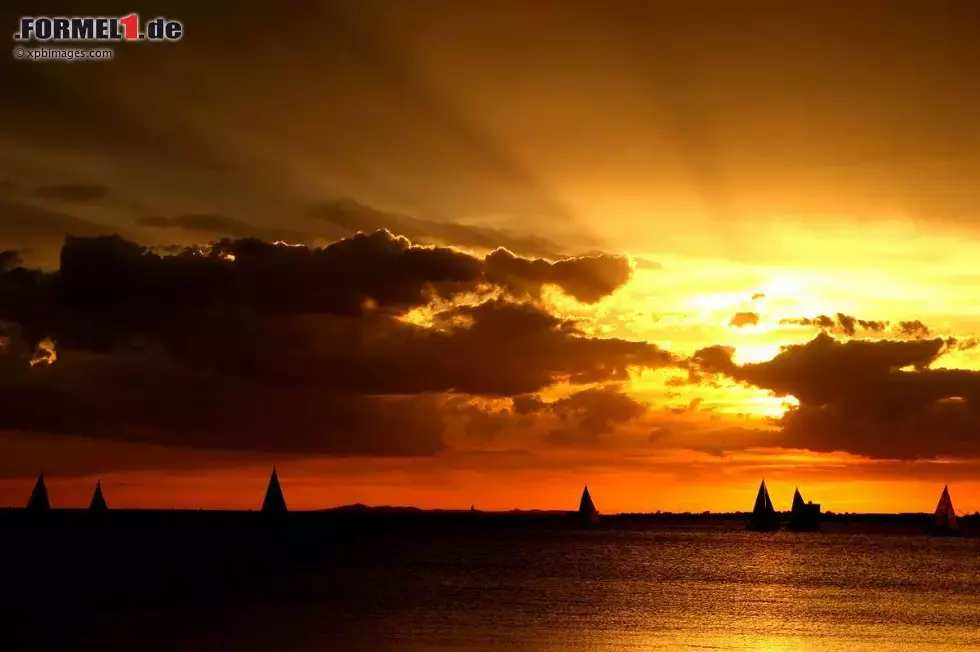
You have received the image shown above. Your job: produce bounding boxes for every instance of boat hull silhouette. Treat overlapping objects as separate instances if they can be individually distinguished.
[787,488,821,532]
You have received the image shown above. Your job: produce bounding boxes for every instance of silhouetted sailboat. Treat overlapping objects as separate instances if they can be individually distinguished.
[931,485,960,536]
[26,473,50,511]
[787,487,820,532]
[578,485,600,523]
[89,481,108,511]
[261,466,288,513]
[746,480,779,531]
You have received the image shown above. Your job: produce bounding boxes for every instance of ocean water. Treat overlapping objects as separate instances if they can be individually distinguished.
[22,522,980,652]
[0,516,980,652]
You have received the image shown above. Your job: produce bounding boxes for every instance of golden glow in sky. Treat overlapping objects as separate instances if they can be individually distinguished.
[2,1,980,513]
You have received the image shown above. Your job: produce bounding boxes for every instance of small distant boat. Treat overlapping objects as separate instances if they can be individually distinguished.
[26,473,51,511]
[578,485,600,524]
[787,487,821,532]
[89,480,109,511]
[261,466,288,513]
[930,485,961,537]
[746,480,780,532]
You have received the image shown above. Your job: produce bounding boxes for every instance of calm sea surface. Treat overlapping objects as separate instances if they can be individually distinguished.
[33,526,980,651]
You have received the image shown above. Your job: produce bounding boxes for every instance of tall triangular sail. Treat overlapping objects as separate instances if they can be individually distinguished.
[261,466,288,513]
[89,481,108,511]
[788,487,820,531]
[27,473,50,510]
[934,485,958,531]
[578,485,599,523]
[752,480,774,516]
[747,480,779,531]
[792,488,805,512]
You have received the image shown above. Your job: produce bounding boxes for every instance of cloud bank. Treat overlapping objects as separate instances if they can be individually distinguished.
[693,332,980,460]
[0,232,673,456]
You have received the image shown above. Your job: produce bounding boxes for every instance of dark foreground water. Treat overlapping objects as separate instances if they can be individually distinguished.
[4,513,980,651]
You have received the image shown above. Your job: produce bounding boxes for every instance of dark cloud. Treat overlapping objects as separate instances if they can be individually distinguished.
[781,316,813,327]
[512,394,548,416]
[667,397,703,415]
[35,184,110,203]
[728,312,759,328]
[780,315,835,330]
[812,315,836,330]
[733,333,949,398]
[0,231,481,350]
[0,234,674,454]
[690,345,737,376]
[192,297,672,397]
[310,197,566,259]
[514,386,649,446]
[693,332,980,460]
[445,398,517,442]
[484,248,632,304]
[780,313,888,336]
[421,300,678,394]
[857,318,888,332]
[949,337,980,352]
[0,349,445,456]
[836,313,857,336]
[896,319,931,338]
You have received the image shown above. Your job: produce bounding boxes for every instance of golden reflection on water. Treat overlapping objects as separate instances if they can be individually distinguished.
[535,532,980,652]
[147,529,980,652]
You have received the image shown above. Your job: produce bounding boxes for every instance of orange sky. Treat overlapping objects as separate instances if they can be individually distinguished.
[2,456,979,515]
[2,1,980,513]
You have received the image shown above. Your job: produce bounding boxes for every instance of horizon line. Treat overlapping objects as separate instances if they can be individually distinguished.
[1,504,971,517]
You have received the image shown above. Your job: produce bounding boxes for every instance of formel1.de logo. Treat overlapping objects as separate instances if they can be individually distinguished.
[14,14,183,42]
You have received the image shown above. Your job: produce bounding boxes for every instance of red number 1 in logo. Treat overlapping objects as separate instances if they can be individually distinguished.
[120,13,139,40]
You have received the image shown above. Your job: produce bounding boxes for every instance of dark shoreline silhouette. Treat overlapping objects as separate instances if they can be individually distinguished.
[1,505,975,529]
[4,474,974,539]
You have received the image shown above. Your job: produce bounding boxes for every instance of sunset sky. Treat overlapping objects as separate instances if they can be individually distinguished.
[2,1,980,513]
